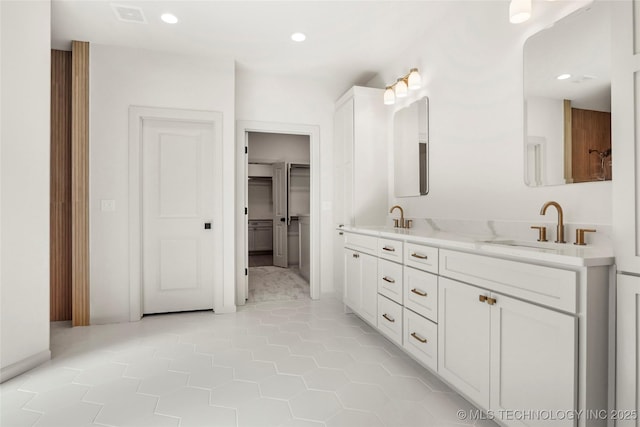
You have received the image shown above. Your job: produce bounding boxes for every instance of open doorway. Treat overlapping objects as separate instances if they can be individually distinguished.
[246,132,310,303]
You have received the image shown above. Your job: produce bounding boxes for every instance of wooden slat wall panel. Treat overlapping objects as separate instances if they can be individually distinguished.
[71,41,90,326]
[571,108,612,183]
[50,49,72,321]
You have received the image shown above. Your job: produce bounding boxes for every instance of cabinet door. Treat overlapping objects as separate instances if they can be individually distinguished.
[359,252,378,325]
[490,293,576,427]
[612,0,640,274]
[344,248,361,312]
[617,274,640,425]
[438,277,491,409]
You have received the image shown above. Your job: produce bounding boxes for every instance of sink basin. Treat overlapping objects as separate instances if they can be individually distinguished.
[479,239,561,252]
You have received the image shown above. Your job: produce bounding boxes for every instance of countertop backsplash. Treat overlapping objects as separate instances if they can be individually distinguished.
[386,217,613,249]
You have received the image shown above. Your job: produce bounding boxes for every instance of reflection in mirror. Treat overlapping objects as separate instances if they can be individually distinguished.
[394,96,429,197]
[524,2,611,187]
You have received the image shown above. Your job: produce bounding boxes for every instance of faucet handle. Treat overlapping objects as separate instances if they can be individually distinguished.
[574,229,596,246]
[530,226,548,242]
[405,219,412,229]
[393,219,399,228]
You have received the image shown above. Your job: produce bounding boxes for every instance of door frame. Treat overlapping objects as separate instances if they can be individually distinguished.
[236,121,321,304]
[128,106,223,321]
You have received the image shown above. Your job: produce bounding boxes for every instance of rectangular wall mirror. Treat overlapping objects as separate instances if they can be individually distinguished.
[523,2,611,187]
[394,96,429,197]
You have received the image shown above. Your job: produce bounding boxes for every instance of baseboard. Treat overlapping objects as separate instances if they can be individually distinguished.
[214,304,237,314]
[0,349,51,383]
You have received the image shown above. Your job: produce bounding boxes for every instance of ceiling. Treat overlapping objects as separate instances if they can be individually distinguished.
[52,1,456,86]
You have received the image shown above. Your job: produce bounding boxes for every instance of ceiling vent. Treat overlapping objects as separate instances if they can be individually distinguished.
[111,4,147,24]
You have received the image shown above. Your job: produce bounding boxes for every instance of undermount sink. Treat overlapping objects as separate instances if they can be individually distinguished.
[479,239,561,251]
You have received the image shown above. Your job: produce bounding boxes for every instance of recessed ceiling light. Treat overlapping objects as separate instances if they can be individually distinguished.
[557,74,572,80]
[291,32,306,42]
[161,13,178,24]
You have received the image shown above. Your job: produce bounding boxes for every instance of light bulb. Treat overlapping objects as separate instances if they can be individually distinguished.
[395,78,408,98]
[407,68,422,90]
[384,87,395,105]
[509,0,531,24]
[291,32,306,42]
[161,13,178,24]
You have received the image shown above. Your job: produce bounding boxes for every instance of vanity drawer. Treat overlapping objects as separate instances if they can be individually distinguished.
[344,232,377,256]
[439,249,578,313]
[403,308,438,372]
[378,238,404,262]
[378,259,403,304]
[377,295,403,346]
[405,243,439,274]
[404,267,438,322]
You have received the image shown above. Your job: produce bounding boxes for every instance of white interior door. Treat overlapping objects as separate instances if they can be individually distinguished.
[272,161,288,268]
[142,118,215,314]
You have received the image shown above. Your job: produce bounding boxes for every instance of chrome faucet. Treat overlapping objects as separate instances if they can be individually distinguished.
[390,205,411,228]
[540,201,565,243]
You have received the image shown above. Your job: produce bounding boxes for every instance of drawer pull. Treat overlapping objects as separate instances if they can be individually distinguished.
[382,276,395,284]
[479,295,488,303]
[352,253,359,259]
[382,313,395,323]
[411,288,427,297]
[410,332,427,343]
[411,252,428,260]
[486,297,497,306]
[382,246,396,252]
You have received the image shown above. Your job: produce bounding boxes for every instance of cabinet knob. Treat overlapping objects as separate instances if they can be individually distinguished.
[486,297,497,305]
[338,231,343,235]
[352,253,359,259]
[382,313,395,323]
[411,252,428,260]
[382,246,396,252]
[574,228,596,246]
[382,276,396,283]
[479,295,488,303]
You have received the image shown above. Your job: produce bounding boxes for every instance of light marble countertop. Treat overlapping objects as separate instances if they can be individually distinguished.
[340,225,614,268]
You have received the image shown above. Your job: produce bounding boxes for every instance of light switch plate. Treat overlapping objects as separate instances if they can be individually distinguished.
[101,199,116,212]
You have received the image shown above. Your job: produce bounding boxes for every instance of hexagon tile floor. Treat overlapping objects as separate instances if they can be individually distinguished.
[0,296,496,427]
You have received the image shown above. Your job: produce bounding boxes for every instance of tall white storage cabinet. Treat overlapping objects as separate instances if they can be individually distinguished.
[612,0,640,420]
[333,86,388,298]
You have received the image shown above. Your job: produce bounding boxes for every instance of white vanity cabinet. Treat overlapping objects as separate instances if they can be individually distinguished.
[343,233,378,326]
[438,277,577,425]
[439,249,607,427]
[340,228,610,427]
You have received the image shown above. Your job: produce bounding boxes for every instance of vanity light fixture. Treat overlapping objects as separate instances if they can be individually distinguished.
[161,13,178,24]
[509,0,532,24]
[383,68,422,105]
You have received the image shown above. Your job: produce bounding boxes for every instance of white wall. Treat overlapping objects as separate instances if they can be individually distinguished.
[90,45,236,323]
[0,0,51,381]
[236,70,341,295]
[375,1,611,227]
[248,132,310,164]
